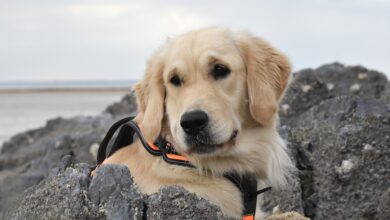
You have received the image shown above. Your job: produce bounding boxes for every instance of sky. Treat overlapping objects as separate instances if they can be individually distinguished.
[0,0,389,81]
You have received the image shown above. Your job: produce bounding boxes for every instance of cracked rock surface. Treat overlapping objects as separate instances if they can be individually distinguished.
[267,63,390,219]
[12,160,226,220]
[282,97,389,219]
[1,63,389,219]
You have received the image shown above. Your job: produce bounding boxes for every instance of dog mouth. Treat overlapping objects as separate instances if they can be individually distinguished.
[186,130,239,154]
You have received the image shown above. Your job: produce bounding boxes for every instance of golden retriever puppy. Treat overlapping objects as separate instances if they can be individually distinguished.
[101,27,295,219]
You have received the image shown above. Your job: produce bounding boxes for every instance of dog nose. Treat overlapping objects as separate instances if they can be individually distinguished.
[180,110,209,134]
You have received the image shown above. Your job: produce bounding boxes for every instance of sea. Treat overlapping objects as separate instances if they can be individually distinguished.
[0,80,135,147]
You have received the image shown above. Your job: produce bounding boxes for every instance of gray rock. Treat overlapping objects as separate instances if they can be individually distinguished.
[0,115,114,217]
[11,162,231,220]
[315,63,387,99]
[0,94,138,217]
[281,68,331,119]
[89,164,144,220]
[262,173,304,214]
[277,96,390,219]
[104,92,137,117]
[147,186,229,220]
[378,188,390,220]
[0,171,45,217]
[380,82,390,103]
[280,63,388,119]
[10,158,101,220]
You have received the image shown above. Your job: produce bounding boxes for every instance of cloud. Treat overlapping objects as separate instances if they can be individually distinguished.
[66,3,137,19]
[0,0,389,81]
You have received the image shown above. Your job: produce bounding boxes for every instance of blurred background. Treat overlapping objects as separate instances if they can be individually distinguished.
[1,0,389,145]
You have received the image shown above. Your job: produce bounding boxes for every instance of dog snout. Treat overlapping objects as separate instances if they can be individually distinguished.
[180,110,209,135]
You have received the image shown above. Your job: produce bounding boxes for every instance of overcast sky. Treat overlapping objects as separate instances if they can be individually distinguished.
[0,0,389,81]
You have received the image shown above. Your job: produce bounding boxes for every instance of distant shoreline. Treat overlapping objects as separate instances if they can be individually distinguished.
[0,87,131,94]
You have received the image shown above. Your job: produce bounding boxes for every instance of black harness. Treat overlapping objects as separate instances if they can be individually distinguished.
[95,117,271,220]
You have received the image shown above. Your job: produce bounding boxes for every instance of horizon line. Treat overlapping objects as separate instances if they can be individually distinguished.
[0,79,139,83]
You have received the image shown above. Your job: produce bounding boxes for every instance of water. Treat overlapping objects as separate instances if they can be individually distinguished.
[0,81,134,146]
[0,80,134,90]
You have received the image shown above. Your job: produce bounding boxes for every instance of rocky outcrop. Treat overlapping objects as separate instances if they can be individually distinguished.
[269,97,390,220]
[12,157,101,220]
[0,94,137,218]
[267,63,390,220]
[11,158,226,220]
[381,82,390,103]
[280,62,388,119]
[103,91,137,117]
[1,63,389,219]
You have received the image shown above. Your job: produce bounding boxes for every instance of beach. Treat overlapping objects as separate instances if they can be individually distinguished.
[0,89,129,145]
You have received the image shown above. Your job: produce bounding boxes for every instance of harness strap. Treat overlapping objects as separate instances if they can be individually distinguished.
[95,117,271,219]
[97,117,193,167]
[97,116,134,164]
[223,173,271,219]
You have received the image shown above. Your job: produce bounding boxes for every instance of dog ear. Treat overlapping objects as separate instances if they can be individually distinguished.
[235,31,291,125]
[134,49,165,142]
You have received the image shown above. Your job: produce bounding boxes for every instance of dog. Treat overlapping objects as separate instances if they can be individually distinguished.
[100,27,296,219]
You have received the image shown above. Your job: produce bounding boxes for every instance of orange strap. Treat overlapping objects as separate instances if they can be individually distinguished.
[242,214,254,220]
[147,142,160,151]
[166,153,189,161]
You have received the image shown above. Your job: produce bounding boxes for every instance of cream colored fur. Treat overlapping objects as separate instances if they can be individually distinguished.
[100,27,296,219]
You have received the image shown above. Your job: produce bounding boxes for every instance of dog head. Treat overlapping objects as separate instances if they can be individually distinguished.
[134,27,292,184]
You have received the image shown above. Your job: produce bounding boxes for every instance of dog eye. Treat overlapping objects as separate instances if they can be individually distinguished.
[212,64,230,80]
[170,75,182,86]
